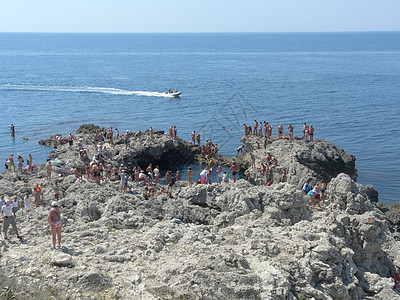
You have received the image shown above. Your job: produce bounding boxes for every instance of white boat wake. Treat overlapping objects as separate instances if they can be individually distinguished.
[0,84,180,98]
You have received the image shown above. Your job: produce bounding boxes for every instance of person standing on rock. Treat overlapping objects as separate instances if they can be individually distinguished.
[146,163,153,185]
[320,180,326,204]
[250,152,256,168]
[33,185,42,207]
[230,162,239,183]
[119,169,127,193]
[167,174,176,193]
[28,154,33,174]
[47,161,52,182]
[165,170,171,185]
[149,127,154,140]
[23,192,33,208]
[17,154,24,172]
[68,133,73,149]
[54,182,60,200]
[196,133,201,146]
[2,199,22,240]
[191,131,196,144]
[288,124,294,138]
[123,131,129,150]
[11,196,20,214]
[254,120,258,135]
[281,169,287,183]
[264,137,268,150]
[187,167,194,186]
[216,165,223,184]
[154,165,160,185]
[278,124,284,139]
[309,125,314,142]
[173,126,177,140]
[47,201,62,249]
[7,154,15,172]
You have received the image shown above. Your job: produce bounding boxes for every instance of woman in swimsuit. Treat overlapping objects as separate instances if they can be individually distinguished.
[47,201,62,249]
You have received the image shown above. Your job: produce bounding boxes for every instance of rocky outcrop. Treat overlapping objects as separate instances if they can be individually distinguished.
[0,126,399,300]
[239,134,357,187]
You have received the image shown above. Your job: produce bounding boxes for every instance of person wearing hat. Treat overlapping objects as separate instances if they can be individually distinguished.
[47,201,62,249]
[1,199,22,239]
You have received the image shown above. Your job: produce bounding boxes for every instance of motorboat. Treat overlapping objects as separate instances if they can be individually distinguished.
[165,90,182,97]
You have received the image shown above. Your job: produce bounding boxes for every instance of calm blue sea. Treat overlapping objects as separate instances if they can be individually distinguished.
[0,32,399,204]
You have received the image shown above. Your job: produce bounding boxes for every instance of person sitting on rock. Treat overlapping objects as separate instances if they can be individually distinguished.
[266,179,273,186]
[245,170,251,182]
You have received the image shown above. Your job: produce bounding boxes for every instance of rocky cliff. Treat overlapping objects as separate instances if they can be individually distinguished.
[0,126,399,300]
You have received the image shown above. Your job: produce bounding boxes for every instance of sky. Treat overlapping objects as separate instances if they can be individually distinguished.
[1,0,400,33]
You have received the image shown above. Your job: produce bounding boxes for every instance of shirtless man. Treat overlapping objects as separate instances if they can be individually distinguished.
[243,124,248,136]
[230,162,239,183]
[187,167,194,186]
[250,152,256,168]
[309,125,314,142]
[278,124,284,139]
[256,141,260,150]
[259,122,263,137]
[254,120,258,135]
[165,170,170,185]
[107,127,113,145]
[46,161,52,182]
[216,165,222,184]
[303,123,307,139]
[264,137,268,150]
[236,145,245,157]
[288,124,294,138]
[173,126,177,140]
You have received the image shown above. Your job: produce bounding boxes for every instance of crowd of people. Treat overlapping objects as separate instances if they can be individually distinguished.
[243,120,315,142]
[2,121,324,244]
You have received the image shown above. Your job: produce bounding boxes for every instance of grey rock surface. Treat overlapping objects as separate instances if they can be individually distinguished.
[0,126,399,299]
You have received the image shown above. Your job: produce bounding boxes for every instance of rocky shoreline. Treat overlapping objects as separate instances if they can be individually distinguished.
[1,124,399,299]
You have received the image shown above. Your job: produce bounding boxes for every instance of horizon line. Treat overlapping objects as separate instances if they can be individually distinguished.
[1,30,399,34]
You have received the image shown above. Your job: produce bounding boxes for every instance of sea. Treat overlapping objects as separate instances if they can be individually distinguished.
[0,32,399,205]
